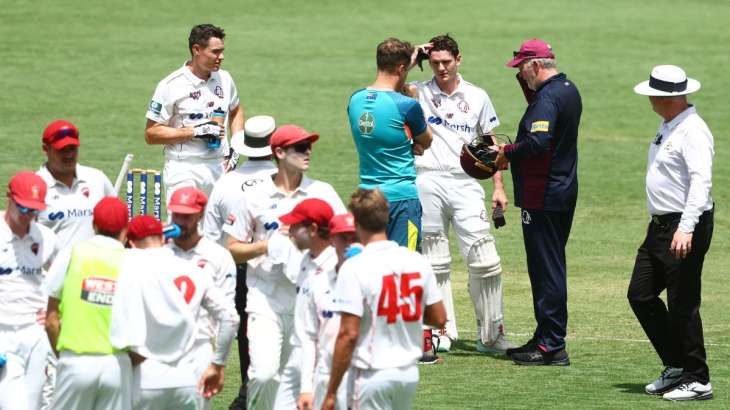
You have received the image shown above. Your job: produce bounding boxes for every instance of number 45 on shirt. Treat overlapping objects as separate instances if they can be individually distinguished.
[377,272,423,323]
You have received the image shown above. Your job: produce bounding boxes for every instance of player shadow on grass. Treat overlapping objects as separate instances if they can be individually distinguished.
[612,383,647,395]
[442,339,513,361]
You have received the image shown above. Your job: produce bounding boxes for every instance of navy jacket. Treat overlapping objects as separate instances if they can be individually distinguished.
[504,73,581,211]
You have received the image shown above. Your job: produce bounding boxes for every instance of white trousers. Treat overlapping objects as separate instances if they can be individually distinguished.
[350,365,418,410]
[163,157,224,202]
[0,323,54,410]
[312,369,348,410]
[247,313,294,410]
[272,346,300,410]
[53,351,132,410]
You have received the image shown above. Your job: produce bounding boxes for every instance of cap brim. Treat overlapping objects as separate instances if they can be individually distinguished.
[279,213,304,225]
[13,196,47,211]
[330,226,356,235]
[633,78,701,96]
[231,132,273,157]
[167,204,203,214]
[505,57,525,67]
[49,137,80,150]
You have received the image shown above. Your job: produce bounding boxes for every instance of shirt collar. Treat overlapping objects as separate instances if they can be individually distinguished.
[429,73,464,98]
[37,164,85,189]
[364,239,398,252]
[663,105,696,132]
[265,174,311,198]
[0,214,41,242]
[535,72,566,93]
[90,234,125,249]
[310,246,336,268]
[181,62,218,87]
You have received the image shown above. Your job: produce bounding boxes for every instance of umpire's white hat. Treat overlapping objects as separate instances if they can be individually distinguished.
[231,115,275,157]
[634,65,700,96]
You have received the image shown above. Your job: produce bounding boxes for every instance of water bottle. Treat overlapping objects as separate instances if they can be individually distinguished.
[163,223,181,240]
[344,243,364,259]
[208,108,225,149]
[0,352,7,369]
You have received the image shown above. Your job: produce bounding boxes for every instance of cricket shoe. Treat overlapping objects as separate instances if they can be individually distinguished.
[418,329,441,365]
[644,366,683,395]
[506,336,538,357]
[476,334,517,355]
[663,381,713,401]
[229,386,247,410]
[510,346,570,366]
[435,329,452,353]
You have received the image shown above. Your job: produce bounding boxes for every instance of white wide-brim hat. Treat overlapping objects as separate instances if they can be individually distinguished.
[634,65,701,96]
[231,115,275,157]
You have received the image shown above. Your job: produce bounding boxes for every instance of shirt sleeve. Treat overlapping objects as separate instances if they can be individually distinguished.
[228,74,240,111]
[333,260,364,317]
[221,205,253,243]
[678,125,714,232]
[299,279,319,393]
[201,281,240,365]
[402,98,428,136]
[216,249,237,303]
[503,96,558,160]
[101,173,115,196]
[42,245,73,299]
[478,91,500,132]
[323,184,347,214]
[202,186,223,242]
[146,80,173,124]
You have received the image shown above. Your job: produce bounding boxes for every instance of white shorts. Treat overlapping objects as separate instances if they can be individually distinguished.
[53,351,132,410]
[350,365,418,410]
[163,157,224,202]
[416,171,490,255]
[0,323,53,410]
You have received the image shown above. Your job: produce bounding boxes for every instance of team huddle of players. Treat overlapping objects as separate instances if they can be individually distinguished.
[0,25,513,410]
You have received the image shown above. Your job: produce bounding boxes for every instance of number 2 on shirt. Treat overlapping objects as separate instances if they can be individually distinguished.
[377,272,423,324]
[174,275,196,304]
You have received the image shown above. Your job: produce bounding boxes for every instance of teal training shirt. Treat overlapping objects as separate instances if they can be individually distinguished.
[347,88,427,202]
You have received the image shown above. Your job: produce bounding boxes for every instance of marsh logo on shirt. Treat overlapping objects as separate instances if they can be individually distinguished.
[358,112,375,134]
[81,277,116,306]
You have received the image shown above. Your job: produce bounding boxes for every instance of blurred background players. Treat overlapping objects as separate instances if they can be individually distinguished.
[323,189,446,410]
[347,38,432,251]
[36,120,115,248]
[408,34,513,353]
[145,23,244,199]
[0,172,56,410]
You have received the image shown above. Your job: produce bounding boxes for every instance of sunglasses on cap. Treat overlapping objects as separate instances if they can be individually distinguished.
[47,127,79,143]
[15,201,40,215]
[288,141,312,154]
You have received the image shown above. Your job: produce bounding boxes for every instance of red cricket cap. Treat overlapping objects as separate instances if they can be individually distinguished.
[506,39,555,67]
[329,213,356,235]
[127,215,163,241]
[270,125,319,150]
[279,198,334,226]
[42,120,80,150]
[93,197,128,235]
[168,187,208,214]
[8,171,47,211]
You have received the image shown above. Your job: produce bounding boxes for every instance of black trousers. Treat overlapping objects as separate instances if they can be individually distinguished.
[627,209,714,384]
[521,207,575,352]
[235,263,250,390]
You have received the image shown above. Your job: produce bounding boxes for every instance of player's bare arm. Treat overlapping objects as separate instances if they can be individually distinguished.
[225,234,268,264]
[491,172,509,211]
[198,363,225,398]
[323,313,360,410]
[423,301,447,329]
[402,83,418,98]
[45,297,61,357]
[413,125,433,151]
[144,119,195,145]
[228,104,244,135]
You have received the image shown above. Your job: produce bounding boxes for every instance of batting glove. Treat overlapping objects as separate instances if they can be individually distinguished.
[193,121,222,140]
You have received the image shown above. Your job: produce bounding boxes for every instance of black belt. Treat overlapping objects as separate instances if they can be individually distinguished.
[651,213,681,226]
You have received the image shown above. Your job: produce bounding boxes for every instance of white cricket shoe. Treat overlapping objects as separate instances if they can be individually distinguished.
[476,334,517,355]
[645,366,683,395]
[436,334,452,353]
[663,381,713,401]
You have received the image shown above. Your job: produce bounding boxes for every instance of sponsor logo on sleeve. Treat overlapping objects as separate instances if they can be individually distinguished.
[358,112,375,134]
[149,100,162,115]
[530,121,550,133]
[81,277,116,306]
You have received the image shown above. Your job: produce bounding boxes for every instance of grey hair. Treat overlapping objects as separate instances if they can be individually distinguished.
[527,58,556,69]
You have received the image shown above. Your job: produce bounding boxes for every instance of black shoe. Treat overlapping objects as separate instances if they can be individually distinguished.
[229,386,247,410]
[511,347,570,366]
[506,337,538,357]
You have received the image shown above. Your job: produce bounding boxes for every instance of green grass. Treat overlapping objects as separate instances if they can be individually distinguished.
[3,0,730,408]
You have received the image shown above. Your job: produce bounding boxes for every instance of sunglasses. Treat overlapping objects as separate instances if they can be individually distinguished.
[289,142,312,154]
[15,201,40,215]
[47,127,79,143]
[513,50,536,58]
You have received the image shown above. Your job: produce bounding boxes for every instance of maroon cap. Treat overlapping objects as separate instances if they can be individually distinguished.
[329,213,356,235]
[270,125,319,150]
[127,215,163,241]
[168,187,208,214]
[279,198,334,226]
[42,120,80,150]
[8,171,47,211]
[506,39,555,67]
[93,197,128,234]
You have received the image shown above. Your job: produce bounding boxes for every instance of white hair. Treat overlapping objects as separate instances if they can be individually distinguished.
[527,58,556,69]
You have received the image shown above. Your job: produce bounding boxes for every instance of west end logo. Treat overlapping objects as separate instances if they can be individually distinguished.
[358,112,375,134]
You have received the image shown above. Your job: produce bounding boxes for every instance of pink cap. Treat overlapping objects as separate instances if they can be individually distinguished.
[168,187,208,214]
[8,171,47,211]
[329,213,356,235]
[270,125,319,149]
[93,197,128,234]
[506,39,555,67]
[279,198,334,226]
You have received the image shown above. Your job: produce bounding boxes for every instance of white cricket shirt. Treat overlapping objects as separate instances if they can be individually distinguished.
[222,175,345,317]
[203,159,277,245]
[36,164,114,249]
[412,75,500,174]
[333,240,441,370]
[146,63,240,161]
[0,215,57,326]
[167,236,237,340]
[646,105,714,232]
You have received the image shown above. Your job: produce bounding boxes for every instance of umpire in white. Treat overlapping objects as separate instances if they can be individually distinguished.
[629,65,714,401]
